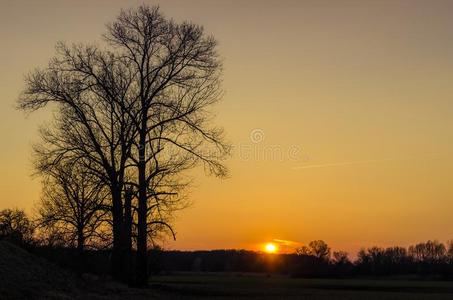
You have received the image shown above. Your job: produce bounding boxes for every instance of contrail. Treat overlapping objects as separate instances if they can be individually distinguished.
[292,153,439,170]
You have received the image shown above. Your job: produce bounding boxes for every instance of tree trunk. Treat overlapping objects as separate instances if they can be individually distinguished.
[123,188,133,284]
[136,126,148,287]
[77,228,84,254]
[111,185,125,281]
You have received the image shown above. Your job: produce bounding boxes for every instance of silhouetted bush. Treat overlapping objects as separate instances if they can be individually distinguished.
[0,209,34,245]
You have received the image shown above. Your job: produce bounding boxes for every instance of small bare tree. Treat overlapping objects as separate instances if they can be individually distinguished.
[18,43,137,280]
[37,162,109,253]
[296,240,331,261]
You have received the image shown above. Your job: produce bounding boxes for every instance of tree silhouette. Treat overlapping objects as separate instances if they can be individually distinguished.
[0,209,34,244]
[408,240,446,263]
[296,240,331,261]
[101,6,229,286]
[37,162,109,253]
[18,5,229,286]
[332,251,350,265]
[18,42,137,280]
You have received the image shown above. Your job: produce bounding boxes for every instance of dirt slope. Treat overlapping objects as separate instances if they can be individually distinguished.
[0,241,78,299]
[0,241,167,300]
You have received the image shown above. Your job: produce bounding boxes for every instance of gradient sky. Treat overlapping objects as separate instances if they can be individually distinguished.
[1,0,453,255]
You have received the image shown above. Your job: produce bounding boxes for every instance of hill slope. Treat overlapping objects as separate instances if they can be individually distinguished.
[0,241,77,299]
[0,241,167,299]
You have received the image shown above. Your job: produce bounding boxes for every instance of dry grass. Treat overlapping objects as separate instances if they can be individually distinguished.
[0,241,77,299]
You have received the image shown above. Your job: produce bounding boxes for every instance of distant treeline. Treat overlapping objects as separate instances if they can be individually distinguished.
[18,240,453,280]
[3,209,453,279]
[150,240,453,279]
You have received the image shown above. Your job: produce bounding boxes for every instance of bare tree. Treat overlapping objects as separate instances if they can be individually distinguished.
[408,240,446,263]
[18,42,137,280]
[18,5,229,286]
[37,162,109,253]
[104,6,229,286]
[296,240,331,261]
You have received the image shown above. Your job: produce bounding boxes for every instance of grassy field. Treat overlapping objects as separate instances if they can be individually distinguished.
[149,273,453,299]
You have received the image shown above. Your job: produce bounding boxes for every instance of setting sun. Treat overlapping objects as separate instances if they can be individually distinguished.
[264,243,277,253]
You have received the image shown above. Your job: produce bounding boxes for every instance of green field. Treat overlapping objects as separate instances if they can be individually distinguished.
[149,274,453,299]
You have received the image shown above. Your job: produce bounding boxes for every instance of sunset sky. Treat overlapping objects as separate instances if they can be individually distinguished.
[1,0,453,255]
